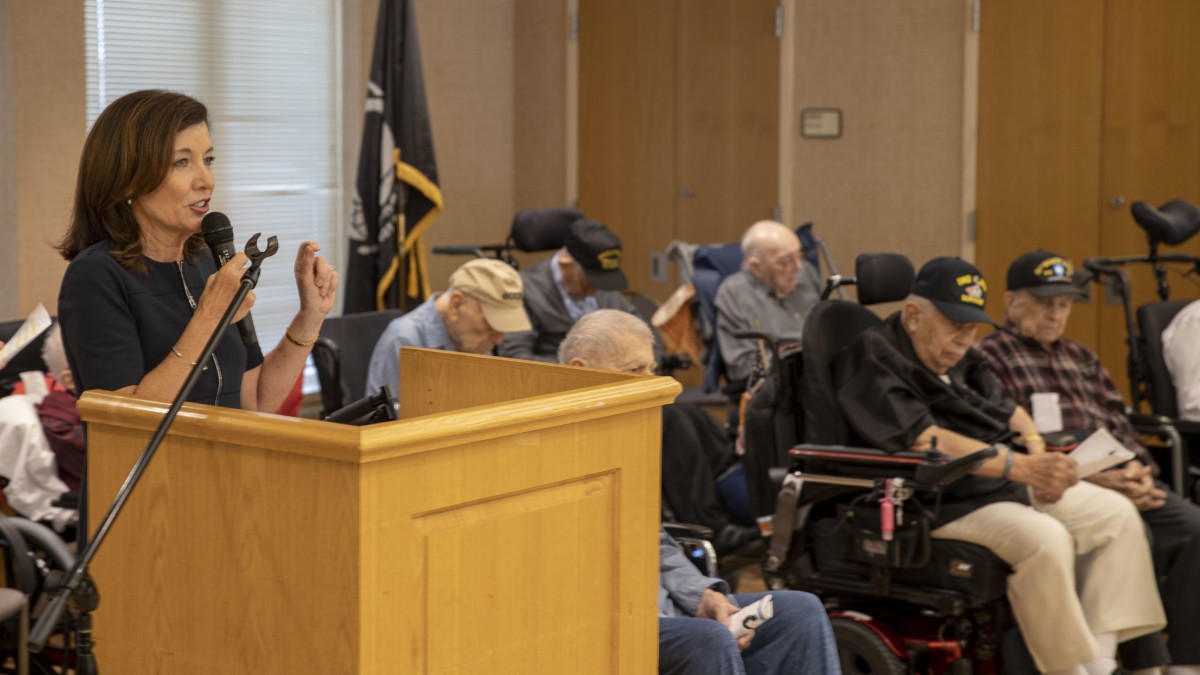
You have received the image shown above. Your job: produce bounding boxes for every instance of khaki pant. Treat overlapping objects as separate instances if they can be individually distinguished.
[932,481,1165,673]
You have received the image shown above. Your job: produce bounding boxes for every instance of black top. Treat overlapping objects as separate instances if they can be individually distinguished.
[833,313,1027,525]
[58,240,265,409]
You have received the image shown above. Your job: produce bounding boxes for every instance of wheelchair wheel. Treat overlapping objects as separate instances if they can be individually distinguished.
[832,616,907,675]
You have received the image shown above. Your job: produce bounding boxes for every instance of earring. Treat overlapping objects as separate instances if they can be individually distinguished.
[126,198,132,206]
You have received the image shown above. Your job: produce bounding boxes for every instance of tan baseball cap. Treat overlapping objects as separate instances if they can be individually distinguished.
[448,259,533,333]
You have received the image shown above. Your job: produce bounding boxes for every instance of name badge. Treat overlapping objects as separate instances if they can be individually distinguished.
[1030,392,1063,433]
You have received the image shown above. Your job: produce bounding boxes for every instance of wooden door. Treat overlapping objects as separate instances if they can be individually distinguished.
[578,0,677,298]
[1098,0,1200,401]
[675,0,780,247]
[578,0,781,301]
[975,0,1106,344]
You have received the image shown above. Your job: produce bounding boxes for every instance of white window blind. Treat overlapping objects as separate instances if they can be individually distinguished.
[85,0,343,393]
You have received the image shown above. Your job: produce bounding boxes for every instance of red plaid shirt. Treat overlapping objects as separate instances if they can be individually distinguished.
[973,320,1156,471]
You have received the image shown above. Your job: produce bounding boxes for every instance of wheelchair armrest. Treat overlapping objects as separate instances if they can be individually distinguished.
[789,444,998,489]
[663,522,714,541]
[913,446,999,487]
[790,445,928,480]
[1129,412,1200,437]
[664,522,718,577]
[1128,412,1175,431]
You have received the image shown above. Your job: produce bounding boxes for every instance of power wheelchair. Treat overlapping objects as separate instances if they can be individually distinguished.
[740,253,1035,674]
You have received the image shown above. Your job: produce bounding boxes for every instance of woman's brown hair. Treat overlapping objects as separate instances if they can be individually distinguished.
[57,90,210,274]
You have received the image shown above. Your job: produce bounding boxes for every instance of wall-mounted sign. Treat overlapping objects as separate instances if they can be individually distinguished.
[801,108,842,139]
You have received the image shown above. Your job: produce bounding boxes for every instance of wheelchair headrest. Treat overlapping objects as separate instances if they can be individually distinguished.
[510,208,586,252]
[693,242,743,277]
[1131,199,1200,247]
[795,222,821,269]
[854,253,915,306]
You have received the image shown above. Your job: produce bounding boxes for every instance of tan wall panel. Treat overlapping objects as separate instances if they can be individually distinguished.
[791,0,968,284]
[577,0,677,299]
[409,0,515,291]
[515,0,569,211]
[0,1,16,321]
[12,1,84,316]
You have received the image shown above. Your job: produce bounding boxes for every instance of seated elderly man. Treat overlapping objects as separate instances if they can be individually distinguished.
[365,259,531,396]
[1163,299,1200,422]
[975,250,1200,675]
[834,256,1164,675]
[499,218,641,363]
[558,309,839,674]
[559,309,759,555]
[714,221,821,384]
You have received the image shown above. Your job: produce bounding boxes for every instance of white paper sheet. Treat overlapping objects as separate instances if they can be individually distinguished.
[1068,427,1136,478]
[0,304,52,370]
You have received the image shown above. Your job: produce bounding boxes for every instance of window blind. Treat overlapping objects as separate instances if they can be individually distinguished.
[85,0,343,394]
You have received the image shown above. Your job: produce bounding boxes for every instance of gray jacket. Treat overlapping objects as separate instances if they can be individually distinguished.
[499,257,637,362]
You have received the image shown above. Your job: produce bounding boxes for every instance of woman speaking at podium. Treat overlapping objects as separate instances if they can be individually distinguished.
[56,90,338,411]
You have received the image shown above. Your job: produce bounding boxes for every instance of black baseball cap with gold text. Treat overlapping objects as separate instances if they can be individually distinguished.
[565,219,628,291]
[1006,250,1088,298]
[911,256,996,325]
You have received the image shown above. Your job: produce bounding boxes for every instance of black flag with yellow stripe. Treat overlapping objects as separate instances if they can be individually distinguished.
[346,0,443,313]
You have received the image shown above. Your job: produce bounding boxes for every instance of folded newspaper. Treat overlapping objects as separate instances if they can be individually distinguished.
[1068,427,1136,478]
[0,303,52,371]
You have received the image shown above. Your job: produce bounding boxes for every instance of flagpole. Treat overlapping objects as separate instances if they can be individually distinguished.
[393,147,407,308]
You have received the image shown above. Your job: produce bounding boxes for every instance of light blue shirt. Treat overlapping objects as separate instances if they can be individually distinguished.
[550,250,598,322]
[658,528,729,617]
[364,294,454,397]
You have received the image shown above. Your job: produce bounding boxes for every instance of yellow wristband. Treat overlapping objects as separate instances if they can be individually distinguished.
[285,328,317,348]
[1023,434,1044,444]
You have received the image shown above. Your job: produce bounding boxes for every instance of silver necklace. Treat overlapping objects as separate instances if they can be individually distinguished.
[177,261,223,406]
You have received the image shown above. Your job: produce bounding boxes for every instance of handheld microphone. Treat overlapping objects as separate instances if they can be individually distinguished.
[201,211,258,347]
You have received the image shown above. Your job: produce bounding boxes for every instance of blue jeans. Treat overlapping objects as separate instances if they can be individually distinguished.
[659,590,840,674]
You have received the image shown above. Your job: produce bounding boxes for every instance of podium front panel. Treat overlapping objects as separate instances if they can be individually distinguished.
[86,421,361,674]
[359,408,662,673]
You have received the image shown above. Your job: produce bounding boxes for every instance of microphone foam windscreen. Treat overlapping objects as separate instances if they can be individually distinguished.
[201,211,233,245]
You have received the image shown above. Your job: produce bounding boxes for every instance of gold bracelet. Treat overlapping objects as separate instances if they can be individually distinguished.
[1023,433,1044,443]
[285,328,317,348]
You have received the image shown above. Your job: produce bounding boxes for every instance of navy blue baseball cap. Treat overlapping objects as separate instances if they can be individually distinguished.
[911,257,996,325]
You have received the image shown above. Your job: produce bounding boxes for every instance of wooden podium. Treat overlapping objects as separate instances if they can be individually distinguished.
[82,347,680,674]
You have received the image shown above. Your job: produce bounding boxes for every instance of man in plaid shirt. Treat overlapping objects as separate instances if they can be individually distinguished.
[977,250,1200,675]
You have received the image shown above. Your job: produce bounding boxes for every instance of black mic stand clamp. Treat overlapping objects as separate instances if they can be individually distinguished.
[28,235,279,674]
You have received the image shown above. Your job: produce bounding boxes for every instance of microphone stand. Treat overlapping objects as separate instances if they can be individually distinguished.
[28,241,277,673]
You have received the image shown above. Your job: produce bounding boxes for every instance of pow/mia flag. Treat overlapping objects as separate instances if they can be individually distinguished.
[345,0,442,313]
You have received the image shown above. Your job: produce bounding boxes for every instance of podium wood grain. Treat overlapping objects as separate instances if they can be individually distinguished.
[83,348,677,673]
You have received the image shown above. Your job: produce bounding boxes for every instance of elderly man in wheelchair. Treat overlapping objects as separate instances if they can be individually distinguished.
[786,256,1165,675]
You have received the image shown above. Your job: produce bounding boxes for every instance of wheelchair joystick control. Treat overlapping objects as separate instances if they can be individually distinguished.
[728,594,774,639]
